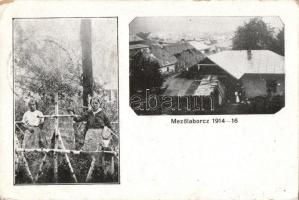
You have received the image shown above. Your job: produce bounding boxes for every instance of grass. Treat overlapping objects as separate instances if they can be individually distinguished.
[15,122,119,184]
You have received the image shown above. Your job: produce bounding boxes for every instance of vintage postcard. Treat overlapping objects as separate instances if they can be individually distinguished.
[0,1,298,200]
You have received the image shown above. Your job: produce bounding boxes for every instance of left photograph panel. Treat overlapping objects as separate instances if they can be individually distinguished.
[13,17,119,184]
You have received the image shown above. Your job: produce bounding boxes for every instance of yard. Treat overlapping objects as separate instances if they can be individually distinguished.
[136,72,285,115]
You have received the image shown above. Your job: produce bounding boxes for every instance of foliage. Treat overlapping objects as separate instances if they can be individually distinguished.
[270,28,284,56]
[233,17,275,50]
[232,17,284,56]
[14,22,119,122]
[14,34,82,99]
[130,50,163,94]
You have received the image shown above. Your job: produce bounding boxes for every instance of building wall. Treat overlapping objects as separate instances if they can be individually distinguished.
[241,74,285,98]
[160,64,175,74]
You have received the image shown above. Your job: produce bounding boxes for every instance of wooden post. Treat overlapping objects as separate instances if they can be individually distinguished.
[210,96,214,111]
[14,131,34,183]
[110,156,114,175]
[20,151,35,183]
[201,96,204,111]
[53,93,59,183]
[57,129,78,183]
[86,156,96,182]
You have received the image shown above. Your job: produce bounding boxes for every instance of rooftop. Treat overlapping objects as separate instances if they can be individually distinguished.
[129,44,149,50]
[150,45,177,67]
[129,34,144,42]
[207,50,284,79]
[163,42,194,55]
[188,41,211,51]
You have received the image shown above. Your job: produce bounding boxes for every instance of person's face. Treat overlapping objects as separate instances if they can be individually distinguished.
[28,102,36,111]
[91,101,100,111]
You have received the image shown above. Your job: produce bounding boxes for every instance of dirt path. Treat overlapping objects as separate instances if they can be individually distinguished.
[162,74,196,96]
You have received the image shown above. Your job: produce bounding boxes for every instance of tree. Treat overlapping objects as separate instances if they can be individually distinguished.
[271,28,284,56]
[80,19,94,107]
[232,18,275,50]
[130,50,163,94]
[13,21,83,119]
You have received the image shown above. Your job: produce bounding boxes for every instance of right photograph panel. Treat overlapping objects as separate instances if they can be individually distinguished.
[129,16,284,115]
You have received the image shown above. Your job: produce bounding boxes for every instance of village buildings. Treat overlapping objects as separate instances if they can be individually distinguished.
[130,32,285,113]
[194,50,284,99]
[129,34,206,75]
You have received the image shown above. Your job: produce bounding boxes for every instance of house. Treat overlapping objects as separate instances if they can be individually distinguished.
[162,42,194,55]
[192,50,284,101]
[162,42,205,72]
[103,89,118,103]
[129,44,150,57]
[149,45,177,75]
[129,34,146,45]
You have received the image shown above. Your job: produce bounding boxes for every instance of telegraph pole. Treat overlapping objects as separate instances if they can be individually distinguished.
[80,19,93,107]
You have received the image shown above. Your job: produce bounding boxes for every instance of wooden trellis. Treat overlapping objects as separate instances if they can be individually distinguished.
[14,94,118,183]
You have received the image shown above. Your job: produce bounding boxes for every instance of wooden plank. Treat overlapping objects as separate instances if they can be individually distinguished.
[15,148,117,155]
[38,114,80,118]
[53,94,59,183]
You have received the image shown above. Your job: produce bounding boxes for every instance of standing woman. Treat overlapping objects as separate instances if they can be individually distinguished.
[73,97,113,182]
[21,99,47,149]
[73,97,113,152]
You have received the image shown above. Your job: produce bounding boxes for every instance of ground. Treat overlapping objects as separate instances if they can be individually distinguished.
[162,74,194,96]
[131,72,285,115]
[14,120,119,184]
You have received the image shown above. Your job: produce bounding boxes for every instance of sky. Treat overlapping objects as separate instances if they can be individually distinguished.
[15,18,118,90]
[130,16,284,38]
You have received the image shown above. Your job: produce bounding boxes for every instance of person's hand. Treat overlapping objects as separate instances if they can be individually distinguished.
[39,123,44,129]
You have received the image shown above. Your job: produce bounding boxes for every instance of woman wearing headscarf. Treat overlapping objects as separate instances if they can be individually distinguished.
[73,97,113,152]
[72,97,115,181]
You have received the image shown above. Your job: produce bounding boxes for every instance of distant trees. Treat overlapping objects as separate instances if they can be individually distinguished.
[130,50,163,94]
[271,28,284,56]
[232,17,284,56]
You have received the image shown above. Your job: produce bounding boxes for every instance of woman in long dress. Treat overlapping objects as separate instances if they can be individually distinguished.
[73,97,114,181]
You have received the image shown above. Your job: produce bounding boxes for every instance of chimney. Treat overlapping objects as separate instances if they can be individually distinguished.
[247,49,252,60]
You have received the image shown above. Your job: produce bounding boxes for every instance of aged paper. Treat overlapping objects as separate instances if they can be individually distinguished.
[0,1,298,199]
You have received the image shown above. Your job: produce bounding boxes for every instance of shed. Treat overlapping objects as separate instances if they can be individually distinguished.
[195,50,285,99]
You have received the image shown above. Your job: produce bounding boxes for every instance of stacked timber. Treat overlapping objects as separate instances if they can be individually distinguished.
[193,75,226,107]
[194,75,219,96]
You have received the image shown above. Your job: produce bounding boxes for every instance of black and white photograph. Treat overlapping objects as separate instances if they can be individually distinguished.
[129,17,285,115]
[13,18,119,184]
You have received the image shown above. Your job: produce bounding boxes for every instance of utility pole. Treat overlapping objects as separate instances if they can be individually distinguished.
[80,19,93,107]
